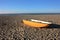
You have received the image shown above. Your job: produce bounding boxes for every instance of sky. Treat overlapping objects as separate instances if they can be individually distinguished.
[0,0,60,13]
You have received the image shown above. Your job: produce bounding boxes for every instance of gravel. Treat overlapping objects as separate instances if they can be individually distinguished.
[0,15,60,40]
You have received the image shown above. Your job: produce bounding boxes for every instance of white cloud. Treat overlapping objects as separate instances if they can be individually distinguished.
[0,10,24,14]
[0,9,60,14]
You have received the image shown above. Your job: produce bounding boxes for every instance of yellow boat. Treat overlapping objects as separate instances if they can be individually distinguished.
[23,19,52,28]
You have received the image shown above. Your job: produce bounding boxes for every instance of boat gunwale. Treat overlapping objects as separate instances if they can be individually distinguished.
[23,19,52,24]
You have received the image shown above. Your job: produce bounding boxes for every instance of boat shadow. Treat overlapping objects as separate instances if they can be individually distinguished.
[47,24,60,28]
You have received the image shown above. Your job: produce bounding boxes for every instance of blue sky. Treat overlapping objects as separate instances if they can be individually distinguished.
[0,0,60,13]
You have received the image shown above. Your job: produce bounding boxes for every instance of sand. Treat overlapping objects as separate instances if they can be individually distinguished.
[0,15,60,40]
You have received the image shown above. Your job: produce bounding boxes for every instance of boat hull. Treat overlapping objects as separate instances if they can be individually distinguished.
[23,20,49,27]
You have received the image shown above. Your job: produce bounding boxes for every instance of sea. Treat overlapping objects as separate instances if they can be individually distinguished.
[0,13,60,16]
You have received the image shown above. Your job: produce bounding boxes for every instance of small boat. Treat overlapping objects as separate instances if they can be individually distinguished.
[23,19,52,27]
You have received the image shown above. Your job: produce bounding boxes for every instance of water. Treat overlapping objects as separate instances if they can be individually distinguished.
[0,13,60,16]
